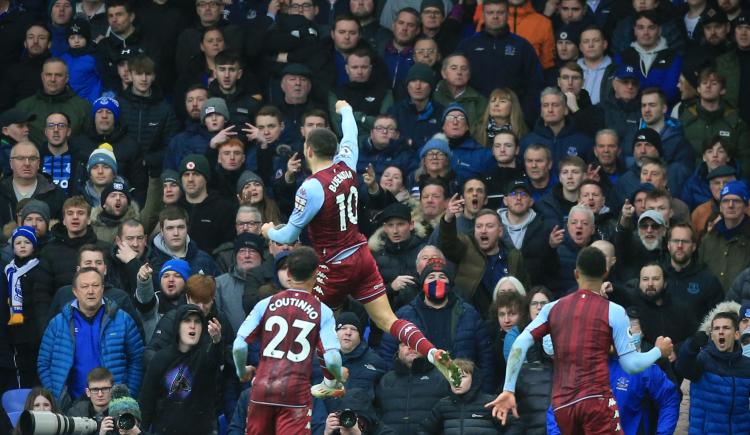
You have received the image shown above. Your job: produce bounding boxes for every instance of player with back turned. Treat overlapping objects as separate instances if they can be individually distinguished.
[233,246,346,435]
[260,100,462,395]
[486,247,675,434]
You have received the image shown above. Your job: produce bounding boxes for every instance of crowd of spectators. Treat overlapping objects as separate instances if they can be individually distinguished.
[1,0,750,433]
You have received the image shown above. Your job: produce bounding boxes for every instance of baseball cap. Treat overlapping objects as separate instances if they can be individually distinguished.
[282,63,313,79]
[615,64,640,82]
[638,209,666,227]
[707,165,737,181]
[379,203,411,223]
[0,108,35,128]
[507,179,531,195]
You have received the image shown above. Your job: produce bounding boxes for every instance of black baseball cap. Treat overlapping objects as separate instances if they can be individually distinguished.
[0,109,35,128]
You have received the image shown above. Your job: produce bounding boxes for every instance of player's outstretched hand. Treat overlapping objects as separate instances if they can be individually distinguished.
[261,222,275,239]
[485,391,518,425]
[239,365,256,383]
[335,100,351,114]
[655,336,674,358]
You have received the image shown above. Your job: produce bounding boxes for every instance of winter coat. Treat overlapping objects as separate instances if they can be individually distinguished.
[163,122,214,171]
[438,215,528,315]
[207,79,262,127]
[624,285,693,347]
[681,161,714,211]
[612,161,691,212]
[519,117,594,169]
[507,2,555,69]
[0,51,48,112]
[177,195,236,254]
[117,85,179,177]
[147,235,220,283]
[139,304,223,435]
[664,260,724,333]
[388,99,444,151]
[715,48,743,111]
[680,101,750,175]
[535,183,577,228]
[676,301,750,435]
[613,223,669,283]
[0,255,45,346]
[699,217,750,293]
[445,135,496,183]
[342,341,387,397]
[546,233,589,296]
[378,294,495,393]
[417,380,501,435]
[214,266,250,334]
[375,357,451,435]
[368,226,427,311]
[505,345,552,435]
[458,29,544,122]
[15,86,91,146]
[96,27,164,91]
[90,203,140,244]
[615,43,682,104]
[68,118,146,196]
[433,82,489,128]
[0,173,66,227]
[641,117,695,170]
[727,266,750,303]
[583,87,641,158]
[0,8,35,104]
[38,298,144,403]
[59,47,105,103]
[611,14,685,55]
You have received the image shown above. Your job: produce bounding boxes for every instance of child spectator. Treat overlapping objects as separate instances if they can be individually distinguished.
[60,18,105,103]
[418,358,501,434]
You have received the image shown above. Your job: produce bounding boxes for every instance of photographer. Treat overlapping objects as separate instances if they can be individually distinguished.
[67,368,114,419]
[324,389,395,435]
[99,389,150,435]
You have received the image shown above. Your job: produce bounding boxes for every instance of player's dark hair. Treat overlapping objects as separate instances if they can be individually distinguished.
[576,247,607,279]
[306,128,339,159]
[287,246,320,282]
[712,311,739,331]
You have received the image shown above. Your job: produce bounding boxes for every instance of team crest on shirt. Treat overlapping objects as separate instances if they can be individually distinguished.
[615,376,630,391]
[504,45,516,56]
[687,282,700,294]
[567,147,578,156]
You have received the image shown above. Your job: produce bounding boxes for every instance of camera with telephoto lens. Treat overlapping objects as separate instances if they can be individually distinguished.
[338,409,358,428]
[19,410,99,434]
[115,413,136,431]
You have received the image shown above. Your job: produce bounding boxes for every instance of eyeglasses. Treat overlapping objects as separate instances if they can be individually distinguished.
[444,114,466,122]
[638,222,662,230]
[529,300,548,307]
[10,156,39,163]
[289,2,314,11]
[720,198,744,206]
[425,151,446,159]
[237,220,262,228]
[508,190,529,198]
[45,122,68,130]
[373,126,397,133]
[668,239,692,245]
[88,387,112,394]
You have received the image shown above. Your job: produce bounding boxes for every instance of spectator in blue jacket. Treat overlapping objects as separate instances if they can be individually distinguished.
[613,11,682,104]
[681,138,738,211]
[164,97,229,172]
[59,18,105,103]
[458,0,544,123]
[378,257,495,393]
[37,267,144,409]
[357,115,416,178]
[438,103,495,182]
[676,307,750,435]
[388,62,444,150]
[377,8,419,91]
[638,87,694,170]
[520,87,593,169]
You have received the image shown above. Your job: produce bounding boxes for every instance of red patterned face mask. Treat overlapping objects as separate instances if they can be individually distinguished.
[423,279,447,303]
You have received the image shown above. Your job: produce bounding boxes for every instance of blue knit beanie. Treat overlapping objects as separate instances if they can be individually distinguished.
[12,226,37,248]
[159,259,191,281]
[92,96,120,122]
[720,180,749,203]
[419,133,452,159]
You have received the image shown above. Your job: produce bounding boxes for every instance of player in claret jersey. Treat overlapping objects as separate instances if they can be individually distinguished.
[233,246,346,435]
[486,247,675,434]
[261,100,461,395]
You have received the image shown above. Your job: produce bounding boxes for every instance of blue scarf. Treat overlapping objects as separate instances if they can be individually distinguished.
[4,257,39,325]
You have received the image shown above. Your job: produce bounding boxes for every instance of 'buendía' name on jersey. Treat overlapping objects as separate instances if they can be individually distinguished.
[328,170,354,193]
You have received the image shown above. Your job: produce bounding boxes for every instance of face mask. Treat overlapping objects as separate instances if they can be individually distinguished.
[630,332,642,351]
[423,280,447,303]
[542,334,554,356]
[743,343,750,358]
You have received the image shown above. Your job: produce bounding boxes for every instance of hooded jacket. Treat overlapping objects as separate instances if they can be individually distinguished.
[699,216,750,292]
[507,2,555,69]
[388,98,444,151]
[357,137,416,180]
[680,101,750,175]
[368,224,427,311]
[378,293,495,393]
[139,304,222,435]
[675,301,750,435]
[15,86,91,146]
[147,234,220,282]
[59,45,105,103]
[664,258,724,333]
[38,298,144,404]
[500,208,548,285]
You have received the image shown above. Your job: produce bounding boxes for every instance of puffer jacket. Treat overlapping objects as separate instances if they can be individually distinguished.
[611,14,685,55]
[118,85,179,177]
[535,183,577,228]
[375,357,451,435]
[445,134,496,183]
[325,340,388,413]
[417,378,501,435]
[519,117,593,168]
[614,41,682,104]
[715,48,742,111]
[15,86,91,146]
[507,2,555,69]
[378,293,495,393]
[676,301,750,435]
[0,173,66,227]
[499,209,548,286]
[368,224,427,310]
[681,101,750,174]
[59,47,105,103]
[37,298,144,403]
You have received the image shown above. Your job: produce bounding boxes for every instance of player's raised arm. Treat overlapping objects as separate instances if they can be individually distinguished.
[333,101,358,170]
[233,298,270,381]
[266,178,325,244]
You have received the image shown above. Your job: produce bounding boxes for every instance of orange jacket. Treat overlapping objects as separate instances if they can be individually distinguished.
[507,2,554,69]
